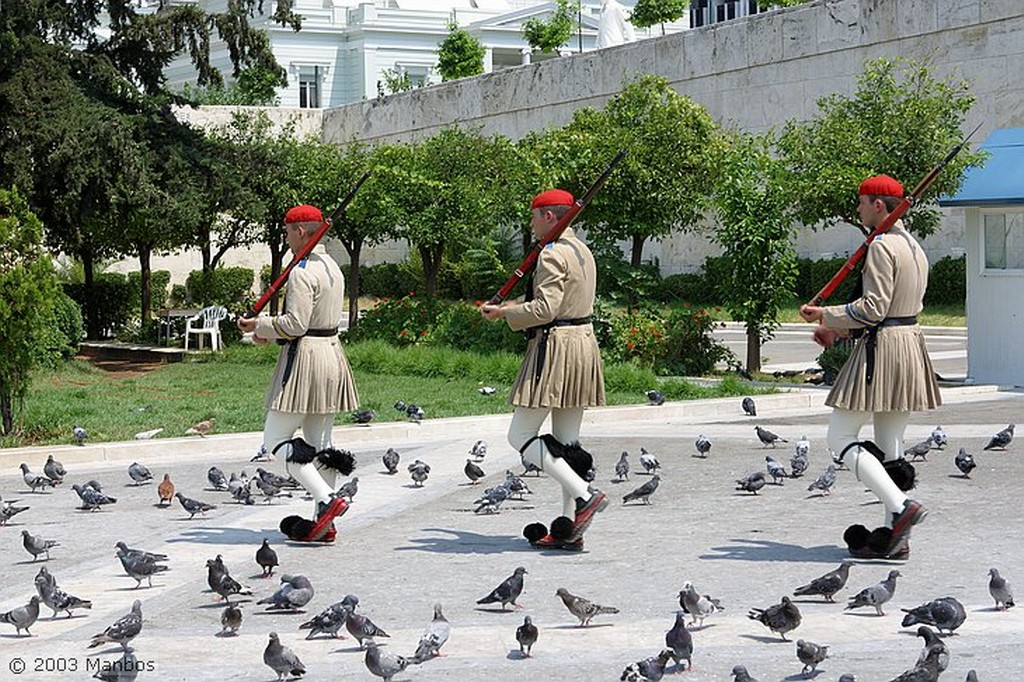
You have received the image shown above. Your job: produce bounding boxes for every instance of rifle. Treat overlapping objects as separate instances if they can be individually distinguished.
[488,150,625,304]
[247,170,372,317]
[808,123,982,307]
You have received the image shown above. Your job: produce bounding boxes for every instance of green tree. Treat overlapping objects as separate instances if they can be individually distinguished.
[0,189,60,435]
[522,0,579,54]
[436,22,486,81]
[629,0,687,35]
[778,57,986,238]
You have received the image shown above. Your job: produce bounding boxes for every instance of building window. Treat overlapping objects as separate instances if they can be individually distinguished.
[983,210,1024,270]
[298,66,321,108]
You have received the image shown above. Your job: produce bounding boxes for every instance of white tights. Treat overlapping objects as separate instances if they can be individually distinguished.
[262,409,337,511]
[508,406,590,518]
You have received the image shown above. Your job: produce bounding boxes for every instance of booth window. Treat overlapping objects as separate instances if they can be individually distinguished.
[984,211,1024,270]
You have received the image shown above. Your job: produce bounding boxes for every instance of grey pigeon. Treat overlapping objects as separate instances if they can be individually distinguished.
[556,587,619,627]
[615,451,630,480]
[408,459,430,486]
[623,475,661,505]
[955,448,976,478]
[791,445,809,479]
[365,641,409,682]
[516,615,538,657]
[22,529,58,561]
[126,462,152,485]
[474,482,511,514]
[20,463,55,492]
[117,550,169,589]
[351,408,375,424]
[748,596,801,640]
[742,397,757,416]
[889,653,942,682]
[43,454,66,484]
[901,596,967,634]
[794,560,853,603]
[905,437,933,462]
[678,581,723,627]
[736,471,767,494]
[86,479,104,492]
[299,595,358,639]
[645,389,666,406]
[755,426,787,447]
[464,459,486,484]
[256,538,279,578]
[988,567,1014,609]
[258,574,314,611]
[207,466,228,490]
[0,496,29,525]
[219,603,242,636]
[639,447,661,474]
[807,464,838,495]
[89,599,142,651]
[382,448,400,474]
[34,573,91,618]
[965,671,978,682]
[413,603,450,662]
[664,611,693,671]
[794,435,810,460]
[732,665,760,681]
[765,456,788,484]
[72,483,117,511]
[346,610,390,648]
[621,649,673,681]
[477,566,527,610]
[253,475,294,504]
[73,425,88,445]
[115,541,168,564]
[263,631,305,681]
[695,434,712,458]
[915,625,950,674]
[336,476,359,502]
[796,638,829,676]
[0,595,40,635]
[255,467,295,490]
[846,570,901,616]
[92,651,140,681]
[839,676,857,682]
[470,439,488,460]
[206,555,252,603]
[503,470,532,499]
[175,491,216,519]
[984,423,1014,450]
[931,426,948,449]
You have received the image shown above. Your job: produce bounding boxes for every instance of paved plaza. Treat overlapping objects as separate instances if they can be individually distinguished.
[1,382,1022,681]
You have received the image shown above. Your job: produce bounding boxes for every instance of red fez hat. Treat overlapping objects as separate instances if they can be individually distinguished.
[858,175,903,198]
[531,189,574,210]
[284,204,324,224]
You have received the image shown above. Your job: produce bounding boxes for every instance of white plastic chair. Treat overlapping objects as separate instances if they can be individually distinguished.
[185,306,228,351]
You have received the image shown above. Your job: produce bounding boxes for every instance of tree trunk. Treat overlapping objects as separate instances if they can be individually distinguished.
[139,246,152,323]
[269,246,285,316]
[0,378,12,436]
[419,243,443,299]
[81,250,100,340]
[745,326,762,374]
[344,239,363,332]
[630,234,646,268]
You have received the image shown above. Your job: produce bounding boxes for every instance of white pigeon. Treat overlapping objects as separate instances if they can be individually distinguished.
[134,428,164,440]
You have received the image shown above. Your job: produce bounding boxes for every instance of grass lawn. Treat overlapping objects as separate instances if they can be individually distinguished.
[5,341,764,448]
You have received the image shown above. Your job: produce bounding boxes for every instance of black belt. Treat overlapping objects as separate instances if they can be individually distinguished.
[279,328,338,387]
[863,316,918,384]
[525,317,592,382]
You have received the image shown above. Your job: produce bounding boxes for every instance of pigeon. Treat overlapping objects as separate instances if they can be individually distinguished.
[43,454,66,484]
[115,542,168,564]
[395,402,425,421]
[255,467,295,490]
[736,471,767,494]
[263,632,305,681]
[413,603,450,662]
[20,463,55,492]
[954,448,976,478]
[365,641,409,682]
[555,587,619,627]
[794,435,810,459]
[175,492,216,519]
[92,650,140,682]
[732,665,759,682]
[89,600,143,651]
[408,459,430,486]
[336,476,359,502]
[157,473,175,505]
[470,439,488,460]
[256,539,279,578]
[839,676,857,682]
[846,570,901,616]
[133,427,164,440]
[299,595,358,639]
[253,475,293,504]
[72,483,117,511]
[931,426,948,449]
[346,610,390,648]
[905,437,933,462]
[250,444,273,462]
[755,426,787,447]
[807,464,838,495]
[503,470,532,499]
[646,389,666,406]
[901,596,967,634]
[34,571,92,618]
[474,482,511,514]
[185,418,215,436]
[22,529,58,561]
[965,671,978,682]
[477,566,527,610]
[73,425,88,445]
[794,560,853,603]
[983,423,1014,450]
[219,603,242,636]
[694,434,712,458]
[988,567,1014,609]
[351,408,375,424]
[464,459,486,484]
[207,466,228,490]
[117,549,170,588]
[0,496,29,525]
[623,475,661,505]
[678,581,724,628]
[615,451,630,480]
[796,639,829,676]
[86,478,104,492]
[791,437,810,477]
[765,456,788,484]
[639,447,661,474]
[621,649,673,681]
[915,625,950,674]
[206,556,252,603]
[126,462,152,485]
[382,448,400,474]
[747,596,801,640]
[478,386,497,395]
[742,397,757,416]
[516,615,538,657]
[0,596,40,635]
[258,574,315,611]
[664,611,693,671]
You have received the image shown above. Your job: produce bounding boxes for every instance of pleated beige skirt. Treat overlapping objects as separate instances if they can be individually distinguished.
[826,325,941,412]
[264,336,360,414]
[510,324,605,409]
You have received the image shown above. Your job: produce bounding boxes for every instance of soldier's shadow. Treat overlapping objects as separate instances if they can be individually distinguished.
[397,528,528,555]
[700,538,845,563]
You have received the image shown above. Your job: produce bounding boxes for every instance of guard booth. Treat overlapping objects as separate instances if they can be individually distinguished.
[939,128,1024,387]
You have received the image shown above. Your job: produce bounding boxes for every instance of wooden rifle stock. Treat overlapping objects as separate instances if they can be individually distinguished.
[489,150,625,304]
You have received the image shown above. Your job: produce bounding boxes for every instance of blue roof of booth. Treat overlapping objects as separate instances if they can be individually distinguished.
[940,128,1024,207]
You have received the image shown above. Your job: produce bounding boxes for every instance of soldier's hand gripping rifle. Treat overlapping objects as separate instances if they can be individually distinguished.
[488,150,626,304]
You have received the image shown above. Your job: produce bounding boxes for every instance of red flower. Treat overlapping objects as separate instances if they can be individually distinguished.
[626,341,635,350]
[630,327,638,334]
[399,329,408,336]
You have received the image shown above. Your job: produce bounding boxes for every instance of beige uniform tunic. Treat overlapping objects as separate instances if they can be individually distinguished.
[822,222,941,412]
[503,229,605,408]
[254,249,359,414]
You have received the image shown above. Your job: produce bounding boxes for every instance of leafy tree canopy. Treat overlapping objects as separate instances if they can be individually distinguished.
[437,21,486,81]
[522,0,579,54]
[629,0,687,32]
